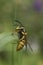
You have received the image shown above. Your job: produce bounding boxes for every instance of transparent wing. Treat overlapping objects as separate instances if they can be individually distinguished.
[24,36,33,54]
[27,40,33,53]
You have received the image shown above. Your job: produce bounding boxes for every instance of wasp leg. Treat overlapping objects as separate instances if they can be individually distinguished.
[24,44,29,55]
[27,42,33,53]
[25,44,27,51]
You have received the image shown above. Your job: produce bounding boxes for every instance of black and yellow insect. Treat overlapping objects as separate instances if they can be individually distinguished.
[13,19,33,52]
[15,26,27,51]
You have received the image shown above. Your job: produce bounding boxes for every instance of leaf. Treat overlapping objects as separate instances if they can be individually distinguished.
[0,32,18,51]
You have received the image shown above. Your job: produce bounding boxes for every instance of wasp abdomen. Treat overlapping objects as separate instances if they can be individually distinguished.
[16,40,26,51]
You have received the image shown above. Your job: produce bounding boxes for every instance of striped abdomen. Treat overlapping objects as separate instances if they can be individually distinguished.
[16,40,26,51]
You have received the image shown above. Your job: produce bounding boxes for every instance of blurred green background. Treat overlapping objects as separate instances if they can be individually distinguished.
[0,0,43,65]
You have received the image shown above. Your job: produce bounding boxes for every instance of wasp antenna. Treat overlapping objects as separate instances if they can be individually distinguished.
[15,19,19,22]
[15,19,24,27]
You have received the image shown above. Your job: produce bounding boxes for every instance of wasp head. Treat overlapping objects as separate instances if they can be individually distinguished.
[15,26,24,32]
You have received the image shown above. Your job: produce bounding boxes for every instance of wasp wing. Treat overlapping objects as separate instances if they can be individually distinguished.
[27,40,33,53]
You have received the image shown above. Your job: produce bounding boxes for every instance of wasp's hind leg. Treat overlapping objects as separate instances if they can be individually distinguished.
[24,44,29,55]
[27,42,33,54]
[25,44,27,51]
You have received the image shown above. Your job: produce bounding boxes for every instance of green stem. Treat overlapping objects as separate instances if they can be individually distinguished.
[12,43,14,65]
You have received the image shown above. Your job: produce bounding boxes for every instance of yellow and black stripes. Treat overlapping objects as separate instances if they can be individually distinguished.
[16,40,26,51]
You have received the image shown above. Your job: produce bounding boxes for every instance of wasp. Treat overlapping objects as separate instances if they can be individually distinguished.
[12,20,33,52]
[15,26,27,51]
